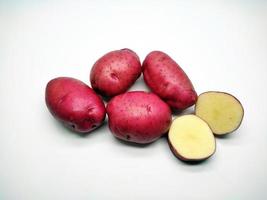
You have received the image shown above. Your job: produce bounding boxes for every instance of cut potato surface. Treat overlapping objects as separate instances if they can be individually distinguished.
[168,115,216,161]
[195,91,244,135]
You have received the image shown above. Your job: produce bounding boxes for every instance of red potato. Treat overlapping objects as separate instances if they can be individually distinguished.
[168,115,216,161]
[195,91,244,135]
[142,51,197,110]
[90,49,142,97]
[45,77,106,133]
[106,91,172,144]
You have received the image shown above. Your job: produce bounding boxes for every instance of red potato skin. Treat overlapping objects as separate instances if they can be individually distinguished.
[45,77,106,133]
[90,49,142,97]
[106,91,172,144]
[142,51,198,110]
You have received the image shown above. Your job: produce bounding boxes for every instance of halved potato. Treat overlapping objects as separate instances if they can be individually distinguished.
[168,115,216,161]
[195,91,244,136]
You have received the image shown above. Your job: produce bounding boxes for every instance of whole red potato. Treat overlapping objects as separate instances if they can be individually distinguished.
[106,91,172,144]
[143,51,197,110]
[45,77,106,133]
[90,49,142,97]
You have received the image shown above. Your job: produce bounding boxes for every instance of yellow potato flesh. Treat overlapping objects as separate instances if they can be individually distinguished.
[169,115,215,160]
[195,92,244,135]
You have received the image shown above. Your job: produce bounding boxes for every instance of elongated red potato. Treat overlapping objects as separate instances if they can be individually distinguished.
[90,49,142,97]
[45,77,106,133]
[106,91,172,144]
[143,51,197,110]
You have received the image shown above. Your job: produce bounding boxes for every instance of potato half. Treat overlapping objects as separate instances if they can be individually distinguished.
[168,115,216,161]
[195,91,244,136]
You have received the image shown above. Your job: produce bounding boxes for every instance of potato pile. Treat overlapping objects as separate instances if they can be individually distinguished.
[45,49,244,162]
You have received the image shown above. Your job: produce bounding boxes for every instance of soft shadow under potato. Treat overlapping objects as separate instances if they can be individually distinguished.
[112,136,157,148]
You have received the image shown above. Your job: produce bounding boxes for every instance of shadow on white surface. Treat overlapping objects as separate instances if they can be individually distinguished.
[111,133,165,149]
[215,122,247,147]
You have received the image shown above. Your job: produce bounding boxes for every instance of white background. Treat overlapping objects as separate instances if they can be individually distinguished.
[0,0,267,199]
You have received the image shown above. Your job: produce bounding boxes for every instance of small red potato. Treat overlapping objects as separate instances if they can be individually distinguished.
[90,49,142,97]
[45,77,106,133]
[106,91,172,144]
[143,51,197,110]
